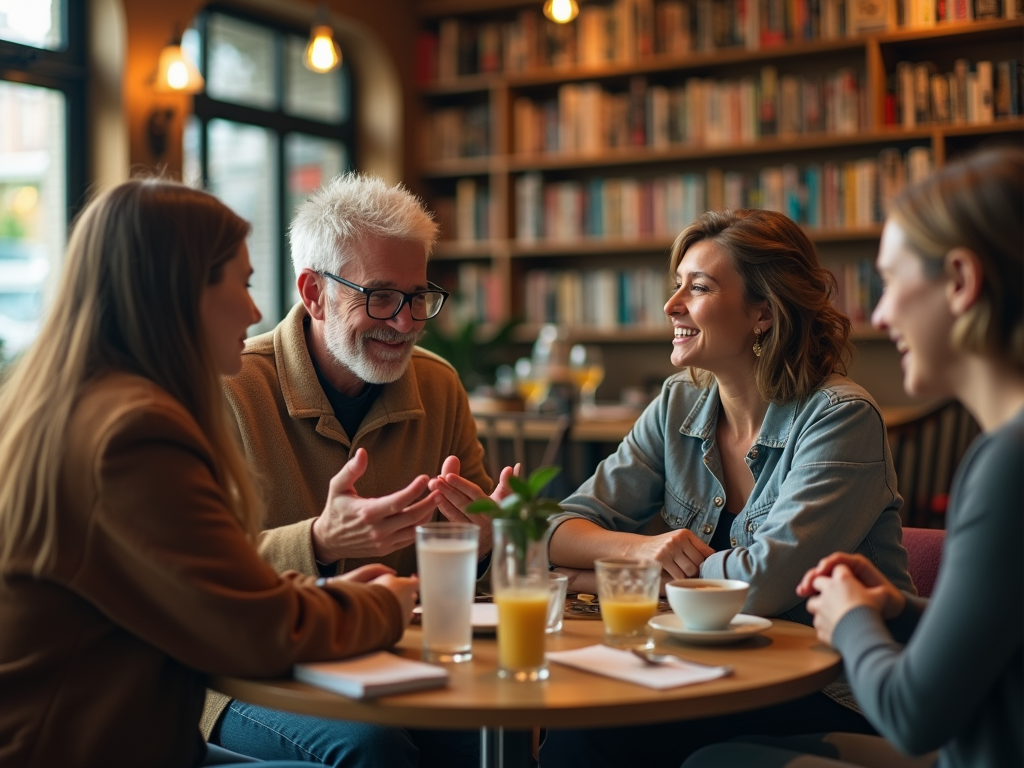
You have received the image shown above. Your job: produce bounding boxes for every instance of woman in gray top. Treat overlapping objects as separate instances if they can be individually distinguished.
[682,149,1024,768]
[540,208,913,768]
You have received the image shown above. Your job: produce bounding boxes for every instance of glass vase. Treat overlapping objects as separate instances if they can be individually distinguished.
[491,518,551,681]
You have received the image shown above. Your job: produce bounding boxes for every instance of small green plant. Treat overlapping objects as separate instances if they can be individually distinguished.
[418,317,519,392]
[467,465,564,543]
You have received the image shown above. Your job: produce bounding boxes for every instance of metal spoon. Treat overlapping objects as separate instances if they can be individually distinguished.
[630,648,733,675]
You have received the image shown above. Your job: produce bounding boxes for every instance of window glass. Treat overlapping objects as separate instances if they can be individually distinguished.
[206,14,276,110]
[206,119,278,335]
[0,81,66,355]
[284,133,346,305]
[0,0,62,50]
[284,36,345,123]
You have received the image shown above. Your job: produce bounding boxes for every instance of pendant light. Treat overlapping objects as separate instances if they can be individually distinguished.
[543,0,580,23]
[304,5,341,73]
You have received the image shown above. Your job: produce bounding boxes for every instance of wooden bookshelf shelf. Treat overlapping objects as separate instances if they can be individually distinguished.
[413,1,1024,398]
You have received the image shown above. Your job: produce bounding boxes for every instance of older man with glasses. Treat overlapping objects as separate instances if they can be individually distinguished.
[200,173,507,768]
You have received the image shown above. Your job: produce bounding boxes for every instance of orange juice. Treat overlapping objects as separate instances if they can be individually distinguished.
[495,588,550,669]
[600,597,658,635]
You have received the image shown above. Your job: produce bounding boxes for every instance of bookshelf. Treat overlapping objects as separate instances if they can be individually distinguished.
[412,1,1024,403]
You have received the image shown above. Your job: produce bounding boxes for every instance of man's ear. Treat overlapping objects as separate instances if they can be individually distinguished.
[297,269,327,321]
[944,248,983,317]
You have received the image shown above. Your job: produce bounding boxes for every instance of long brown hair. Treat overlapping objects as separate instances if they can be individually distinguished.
[670,209,853,403]
[889,146,1024,371]
[0,179,263,573]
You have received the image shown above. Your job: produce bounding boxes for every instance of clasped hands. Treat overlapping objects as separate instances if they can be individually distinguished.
[311,447,517,566]
[798,553,908,646]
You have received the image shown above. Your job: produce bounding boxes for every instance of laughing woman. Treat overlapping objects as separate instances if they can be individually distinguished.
[683,147,1023,768]
[0,179,427,768]
[541,208,913,767]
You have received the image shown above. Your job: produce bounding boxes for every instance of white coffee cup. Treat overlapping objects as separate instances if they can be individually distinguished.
[665,578,749,631]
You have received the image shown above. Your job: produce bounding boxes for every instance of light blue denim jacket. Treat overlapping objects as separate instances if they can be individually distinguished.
[551,372,914,625]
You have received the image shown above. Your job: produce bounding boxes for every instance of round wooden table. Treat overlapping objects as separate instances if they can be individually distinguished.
[211,618,840,767]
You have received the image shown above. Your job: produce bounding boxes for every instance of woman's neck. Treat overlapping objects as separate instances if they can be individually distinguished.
[715,376,770,439]
[954,355,1024,432]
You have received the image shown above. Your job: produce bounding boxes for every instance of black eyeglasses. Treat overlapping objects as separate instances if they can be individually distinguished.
[320,272,450,321]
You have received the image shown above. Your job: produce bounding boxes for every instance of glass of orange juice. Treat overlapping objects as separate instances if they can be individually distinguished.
[492,519,550,681]
[595,557,660,650]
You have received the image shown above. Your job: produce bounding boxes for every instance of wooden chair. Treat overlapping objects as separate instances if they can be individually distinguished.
[473,411,572,492]
[886,400,980,528]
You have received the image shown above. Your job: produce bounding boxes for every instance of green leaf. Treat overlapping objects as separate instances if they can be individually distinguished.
[466,497,500,514]
[527,466,561,495]
[498,493,522,512]
[507,475,531,499]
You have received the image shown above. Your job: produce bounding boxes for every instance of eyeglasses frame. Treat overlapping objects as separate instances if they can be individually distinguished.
[320,271,450,321]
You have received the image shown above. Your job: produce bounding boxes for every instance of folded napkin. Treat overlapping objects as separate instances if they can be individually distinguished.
[294,651,449,700]
[547,645,730,690]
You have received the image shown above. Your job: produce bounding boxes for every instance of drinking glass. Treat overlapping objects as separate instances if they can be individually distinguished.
[514,357,549,411]
[569,344,605,408]
[415,522,479,663]
[595,557,660,650]
[492,519,550,681]
[546,573,570,633]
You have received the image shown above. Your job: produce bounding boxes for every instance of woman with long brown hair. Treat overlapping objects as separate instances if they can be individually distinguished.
[0,179,426,768]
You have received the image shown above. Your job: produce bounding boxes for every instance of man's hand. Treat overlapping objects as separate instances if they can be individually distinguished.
[799,552,907,645]
[312,448,442,564]
[427,456,521,557]
[628,528,715,580]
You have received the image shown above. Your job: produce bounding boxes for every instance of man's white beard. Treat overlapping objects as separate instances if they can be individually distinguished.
[323,306,418,385]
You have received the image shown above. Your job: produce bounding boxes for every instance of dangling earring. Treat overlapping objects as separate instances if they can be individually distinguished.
[752,328,763,357]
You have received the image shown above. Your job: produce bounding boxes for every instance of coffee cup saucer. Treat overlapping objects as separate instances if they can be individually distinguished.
[648,613,772,645]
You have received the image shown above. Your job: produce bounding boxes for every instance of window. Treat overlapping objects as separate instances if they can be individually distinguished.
[185,4,353,335]
[0,0,86,358]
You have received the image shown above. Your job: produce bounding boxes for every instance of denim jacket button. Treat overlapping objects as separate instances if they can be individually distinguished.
[713,496,724,507]
[730,537,738,547]
[749,447,759,459]
[701,524,713,534]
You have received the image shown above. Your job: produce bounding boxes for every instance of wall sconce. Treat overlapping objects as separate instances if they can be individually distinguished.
[543,0,580,23]
[304,5,341,73]
[148,28,204,161]
[154,30,204,94]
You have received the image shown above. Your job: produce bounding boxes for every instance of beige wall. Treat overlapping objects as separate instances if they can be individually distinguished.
[101,0,418,187]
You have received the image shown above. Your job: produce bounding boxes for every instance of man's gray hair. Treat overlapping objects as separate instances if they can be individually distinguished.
[289,172,438,277]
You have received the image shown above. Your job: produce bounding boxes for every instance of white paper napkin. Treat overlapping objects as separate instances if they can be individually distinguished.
[547,645,731,690]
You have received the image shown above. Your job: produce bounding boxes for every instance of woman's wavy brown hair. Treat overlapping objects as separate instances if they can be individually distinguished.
[888,146,1023,372]
[670,208,853,403]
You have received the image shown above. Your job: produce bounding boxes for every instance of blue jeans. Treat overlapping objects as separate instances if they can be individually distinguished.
[202,742,310,766]
[213,700,479,768]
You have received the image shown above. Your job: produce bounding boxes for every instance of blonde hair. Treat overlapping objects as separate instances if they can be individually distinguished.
[670,209,853,403]
[889,146,1024,371]
[0,179,263,573]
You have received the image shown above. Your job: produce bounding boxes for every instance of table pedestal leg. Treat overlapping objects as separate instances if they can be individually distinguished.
[480,726,534,768]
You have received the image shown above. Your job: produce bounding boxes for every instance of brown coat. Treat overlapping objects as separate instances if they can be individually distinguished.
[200,302,491,735]
[0,374,404,768]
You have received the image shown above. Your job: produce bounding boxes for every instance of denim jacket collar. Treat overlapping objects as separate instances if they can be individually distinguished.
[678,380,798,450]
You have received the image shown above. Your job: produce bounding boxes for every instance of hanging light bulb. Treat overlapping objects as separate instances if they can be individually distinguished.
[154,30,204,94]
[543,0,580,23]
[304,6,341,73]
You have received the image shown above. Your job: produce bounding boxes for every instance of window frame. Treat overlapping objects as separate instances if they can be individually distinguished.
[190,2,356,324]
[0,0,89,222]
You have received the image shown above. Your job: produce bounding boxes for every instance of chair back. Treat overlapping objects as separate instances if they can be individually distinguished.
[902,527,945,598]
[473,411,572,490]
[886,399,979,528]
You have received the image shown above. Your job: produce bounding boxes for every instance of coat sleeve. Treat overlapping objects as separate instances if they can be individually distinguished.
[69,402,404,677]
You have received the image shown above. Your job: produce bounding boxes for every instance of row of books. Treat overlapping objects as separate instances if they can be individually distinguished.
[423,104,490,162]
[524,267,674,329]
[513,68,862,157]
[417,2,1019,82]
[434,179,492,243]
[889,58,1023,127]
[444,262,508,326]
[511,146,932,242]
[824,258,884,324]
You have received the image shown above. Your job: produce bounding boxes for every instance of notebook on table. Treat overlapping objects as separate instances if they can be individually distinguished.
[294,651,449,700]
